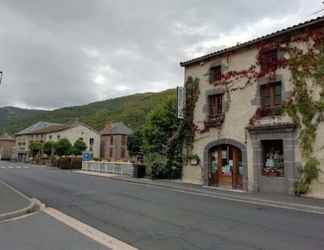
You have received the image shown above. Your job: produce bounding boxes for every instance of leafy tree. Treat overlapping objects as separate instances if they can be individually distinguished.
[29,141,43,157]
[43,141,55,156]
[72,138,87,155]
[55,138,72,156]
[127,130,143,157]
[142,98,179,154]
[142,98,183,179]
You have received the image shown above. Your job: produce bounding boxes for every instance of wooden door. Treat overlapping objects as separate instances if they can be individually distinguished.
[232,147,243,189]
[209,145,243,190]
[217,146,232,188]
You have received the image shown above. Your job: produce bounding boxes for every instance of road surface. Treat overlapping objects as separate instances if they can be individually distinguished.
[1,161,324,250]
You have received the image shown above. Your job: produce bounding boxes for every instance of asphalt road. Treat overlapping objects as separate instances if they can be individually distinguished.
[1,161,324,250]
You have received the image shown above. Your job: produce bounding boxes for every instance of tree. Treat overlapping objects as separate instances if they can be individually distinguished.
[72,138,87,155]
[55,138,72,156]
[29,141,43,157]
[127,130,143,157]
[142,98,183,179]
[142,98,179,154]
[43,141,55,156]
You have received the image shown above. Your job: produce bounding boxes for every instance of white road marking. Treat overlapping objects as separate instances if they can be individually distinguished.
[0,165,30,169]
[44,207,138,250]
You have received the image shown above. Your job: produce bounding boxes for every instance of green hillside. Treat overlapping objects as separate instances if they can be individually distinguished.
[0,89,176,134]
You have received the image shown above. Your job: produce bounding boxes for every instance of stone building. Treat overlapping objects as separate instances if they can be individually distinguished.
[0,133,16,160]
[100,122,133,162]
[180,16,324,198]
[15,121,100,160]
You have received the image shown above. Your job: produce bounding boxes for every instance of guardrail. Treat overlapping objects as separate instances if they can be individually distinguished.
[82,161,135,177]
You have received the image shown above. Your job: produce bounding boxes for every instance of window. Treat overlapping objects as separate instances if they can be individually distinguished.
[89,138,94,145]
[208,94,223,117]
[121,135,126,145]
[121,148,126,159]
[49,135,52,140]
[262,140,284,177]
[57,135,61,140]
[209,65,222,83]
[260,82,282,110]
[259,48,278,72]
[110,136,114,145]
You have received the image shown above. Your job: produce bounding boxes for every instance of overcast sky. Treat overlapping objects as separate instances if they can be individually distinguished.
[0,0,323,110]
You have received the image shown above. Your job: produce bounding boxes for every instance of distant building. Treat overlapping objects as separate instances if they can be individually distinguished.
[0,133,16,160]
[100,121,133,162]
[15,121,100,160]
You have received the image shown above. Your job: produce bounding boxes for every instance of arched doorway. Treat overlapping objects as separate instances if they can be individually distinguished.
[203,139,247,190]
[209,145,243,189]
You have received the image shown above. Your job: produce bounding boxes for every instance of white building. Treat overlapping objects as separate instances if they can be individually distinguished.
[16,121,100,160]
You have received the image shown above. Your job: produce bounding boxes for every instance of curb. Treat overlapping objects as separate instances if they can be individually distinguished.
[0,181,43,222]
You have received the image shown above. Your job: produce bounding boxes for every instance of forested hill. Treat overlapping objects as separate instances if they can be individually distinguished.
[0,89,176,134]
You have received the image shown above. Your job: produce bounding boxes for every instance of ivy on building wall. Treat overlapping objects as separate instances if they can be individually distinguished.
[196,28,324,195]
[183,76,200,159]
[285,41,324,195]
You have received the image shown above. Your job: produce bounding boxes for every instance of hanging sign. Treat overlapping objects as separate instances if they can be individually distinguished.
[176,86,185,119]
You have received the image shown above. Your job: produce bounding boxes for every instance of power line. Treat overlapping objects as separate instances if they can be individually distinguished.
[311,1,324,15]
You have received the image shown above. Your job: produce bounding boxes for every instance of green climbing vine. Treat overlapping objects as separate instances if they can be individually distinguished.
[285,42,324,195]
[183,76,200,160]
[206,30,324,195]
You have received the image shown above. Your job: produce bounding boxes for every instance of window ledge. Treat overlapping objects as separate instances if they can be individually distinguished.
[256,106,283,118]
[205,113,225,128]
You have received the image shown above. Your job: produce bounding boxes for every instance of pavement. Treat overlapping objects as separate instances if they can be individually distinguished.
[0,162,137,250]
[0,211,111,250]
[1,160,324,250]
[0,180,31,216]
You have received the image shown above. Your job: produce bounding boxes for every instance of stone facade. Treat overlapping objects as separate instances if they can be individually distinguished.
[15,122,101,159]
[180,17,324,198]
[0,134,16,160]
[100,122,133,162]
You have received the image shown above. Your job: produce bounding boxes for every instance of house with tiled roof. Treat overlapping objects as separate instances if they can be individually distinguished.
[180,16,324,198]
[15,121,100,160]
[100,121,133,162]
[0,133,16,160]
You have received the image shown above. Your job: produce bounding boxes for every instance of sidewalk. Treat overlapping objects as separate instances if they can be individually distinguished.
[0,180,136,250]
[0,180,38,221]
[0,211,111,250]
[75,170,324,215]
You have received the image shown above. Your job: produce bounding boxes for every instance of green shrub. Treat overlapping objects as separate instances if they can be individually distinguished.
[72,138,87,155]
[43,141,55,156]
[55,138,72,156]
[294,157,320,196]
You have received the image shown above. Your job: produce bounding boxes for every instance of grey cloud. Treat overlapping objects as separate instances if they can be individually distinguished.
[0,0,322,109]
